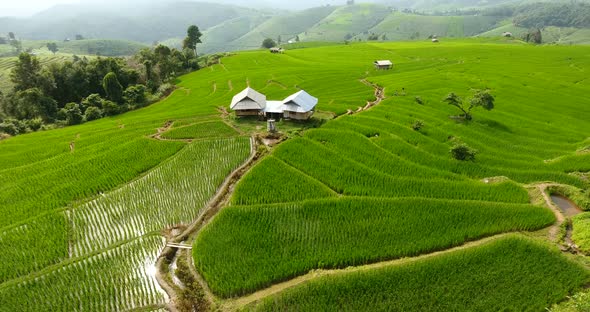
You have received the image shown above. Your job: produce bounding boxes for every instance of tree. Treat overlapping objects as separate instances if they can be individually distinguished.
[295,35,300,42]
[84,106,102,121]
[81,94,104,109]
[59,102,83,125]
[47,42,59,54]
[182,25,202,56]
[10,53,43,91]
[102,72,123,103]
[444,89,495,120]
[9,88,57,122]
[262,38,277,49]
[101,100,119,116]
[450,143,477,161]
[75,34,84,40]
[524,28,542,44]
[123,85,147,107]
[8,32,15,40]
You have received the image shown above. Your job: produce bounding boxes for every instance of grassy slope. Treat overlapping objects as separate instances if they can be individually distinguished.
[249,236,590,312]
[230,6,338,50]
[480,21,590,45]
[367,12,503,40]
[300,4,391,42]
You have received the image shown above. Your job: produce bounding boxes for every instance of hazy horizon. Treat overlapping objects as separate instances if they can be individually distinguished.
[0,0,355,17]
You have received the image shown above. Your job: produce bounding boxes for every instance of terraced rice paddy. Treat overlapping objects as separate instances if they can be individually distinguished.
[193,40,590,308]
[247,236,590,311]
[1,39,590,310]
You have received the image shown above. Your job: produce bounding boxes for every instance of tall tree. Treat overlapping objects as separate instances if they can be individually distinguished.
[102,72,123,103]
[12,88,57,122]
[47,42,59,54]
[10,53,43,91]
[8,32,15,40]
[183,25,202,56]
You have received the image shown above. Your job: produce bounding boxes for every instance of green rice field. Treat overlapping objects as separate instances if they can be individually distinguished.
[1,39,589,310]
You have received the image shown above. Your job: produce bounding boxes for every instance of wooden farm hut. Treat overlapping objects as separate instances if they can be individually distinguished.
[374,60,393,70]
[270,47,284,54]
[281,90,318,120]
[230,87,266,116]
[432,38,439,43]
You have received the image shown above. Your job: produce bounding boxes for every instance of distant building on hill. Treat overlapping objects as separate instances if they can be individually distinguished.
[270,47,284,54]
[502,32,513,37]
[432,38,439,43]
[230,87,318,120]
[374,60,393,70]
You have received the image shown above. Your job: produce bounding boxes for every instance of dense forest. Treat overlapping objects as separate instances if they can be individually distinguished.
[0,26,203,137]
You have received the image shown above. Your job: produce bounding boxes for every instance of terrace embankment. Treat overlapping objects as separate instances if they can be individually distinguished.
[156,136,259,311]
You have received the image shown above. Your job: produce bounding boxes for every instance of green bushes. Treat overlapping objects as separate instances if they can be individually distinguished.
[249,236,590,312]
[195,198,554,297]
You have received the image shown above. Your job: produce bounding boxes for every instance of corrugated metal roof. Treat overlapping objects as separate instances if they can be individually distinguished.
[375,60,393,66]
[230,87,266,110]
[263,101,284,113]
[282,90,318,113]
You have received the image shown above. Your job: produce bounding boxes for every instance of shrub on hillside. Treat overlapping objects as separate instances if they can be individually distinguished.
[450,143,477,161]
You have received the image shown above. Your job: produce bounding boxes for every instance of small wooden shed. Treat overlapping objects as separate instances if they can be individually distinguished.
[230,87,266,116]
[374,60,393,70]
[282,90,318,120]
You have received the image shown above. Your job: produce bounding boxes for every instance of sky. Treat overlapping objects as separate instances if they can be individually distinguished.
[1,0,81,17]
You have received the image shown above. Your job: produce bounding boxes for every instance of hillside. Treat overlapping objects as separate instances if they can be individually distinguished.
[299,4,392,42]
[1,39,589,310]
[366,11,502,40]
[0,2,263,43]
[227,6,338,51]
[2,2,590,56]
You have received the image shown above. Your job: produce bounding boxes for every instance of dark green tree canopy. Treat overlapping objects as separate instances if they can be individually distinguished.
[47,43,59,54]
[183,25,202,53]
[102,72,123,103]
[10,53,43,91]
[262,38,277,49]
[444,89,495,120]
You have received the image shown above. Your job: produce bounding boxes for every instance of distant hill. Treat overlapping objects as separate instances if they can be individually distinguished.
[0,2,264,43]
[1,1,589,58]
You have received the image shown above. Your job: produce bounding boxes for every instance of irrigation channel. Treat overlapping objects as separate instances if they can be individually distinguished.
[155,135,259,311]
[551,195,583,217]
